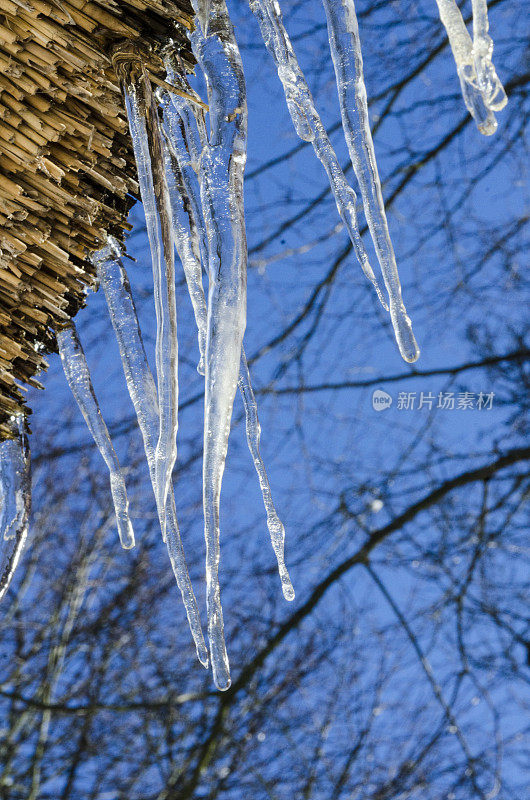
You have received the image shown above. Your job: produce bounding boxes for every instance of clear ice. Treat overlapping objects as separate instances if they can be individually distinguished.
[237,352,295,602]
[471,0,507,111]
[56,322,135,551]
[249,0,419,361]
[190,0,248,690]
[322,0,419,363]
[160,92,295,602]
[122,60,179,534]
[249,0,375,287]
[0,415,30,601]
[0,415,30,542]
[159,63,210,373]
[94,242,208,667]
[162,129,208,374]
[435,0,507,135]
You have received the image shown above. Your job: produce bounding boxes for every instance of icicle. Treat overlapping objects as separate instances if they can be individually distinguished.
[93,242,209,668]
[0,527,28,602]
[160,67,211,273]
[0,416,30,601]
[435,0,506,135]
[117,51,179,534]
[159,63,211,362]
[162,91,209,265]
[471,0,507,111]
[248,0,395,337]
[237,351,295,601]
[56,322,135,550]
[161,74,295,603]
[322,0,419,363]
[164,53,209,161]
[160,93,208,375]
[162,129,208,373]
[0,416,30,542]
[190,0,248,691]
[93,245,159,461]
[196,0,212,36]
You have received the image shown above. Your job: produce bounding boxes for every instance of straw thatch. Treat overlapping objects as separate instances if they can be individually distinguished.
[0,0,195,439]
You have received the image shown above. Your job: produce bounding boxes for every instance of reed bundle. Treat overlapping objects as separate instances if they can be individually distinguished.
[0,0,195,439]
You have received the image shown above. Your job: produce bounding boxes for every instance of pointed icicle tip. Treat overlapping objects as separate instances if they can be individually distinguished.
[196,0,211,36]
[197,643,210,669]
[57,323,136,551]
[390,303,420,364]
[281,576,295,602]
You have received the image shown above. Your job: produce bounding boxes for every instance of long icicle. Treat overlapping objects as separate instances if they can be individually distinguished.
[160,94,295,602]
[237,352,295,601]
[191,0,248,690]
[322,0,419,363]
[56,322,135,550]
[0,415,30,601]
[435,0,505,135]
[248,0,391,317]
[93,242,208,667]
[117,52,179,536]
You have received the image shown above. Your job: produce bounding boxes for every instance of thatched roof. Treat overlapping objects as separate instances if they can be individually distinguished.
[0,0,195,439]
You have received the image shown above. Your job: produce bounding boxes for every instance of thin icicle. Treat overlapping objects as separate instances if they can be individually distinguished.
[163,53,209,161]
[237,351,295,601]
[160,57,209,241]
[248,0,391,325]
[162,130,208,373]
[191,0,248,691]
[0,524,28,602]
[56,322,135,550]
[93,245,159,462]
[435,0,506,135]
[161,54,211,311]
[119,55,179,532]
[93,241,209,667]
[1,415,30,542]
[159,123,295,600]
[471,0,507,111]
[0,415,30,601]
[322,0,419,363]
